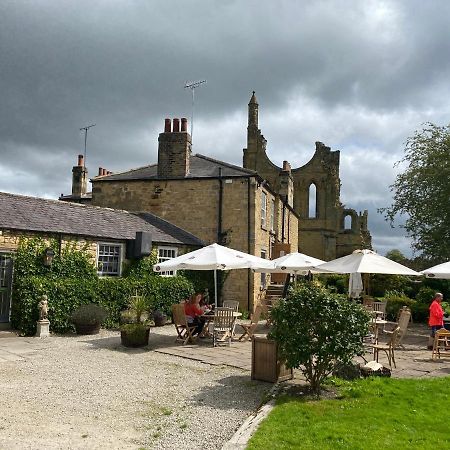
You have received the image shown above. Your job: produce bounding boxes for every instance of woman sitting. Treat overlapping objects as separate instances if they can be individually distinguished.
[184,293,207,337]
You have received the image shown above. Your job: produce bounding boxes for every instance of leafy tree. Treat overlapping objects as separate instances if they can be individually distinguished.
[380,123,450,261]
[269,282,369,395]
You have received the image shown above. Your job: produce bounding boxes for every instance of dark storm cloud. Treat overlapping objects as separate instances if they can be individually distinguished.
[1,1,450,254]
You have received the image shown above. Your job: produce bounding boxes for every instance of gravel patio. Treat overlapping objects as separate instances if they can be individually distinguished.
[0,322,449,449]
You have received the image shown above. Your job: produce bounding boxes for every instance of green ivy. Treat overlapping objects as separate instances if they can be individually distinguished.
[10,237,194,335]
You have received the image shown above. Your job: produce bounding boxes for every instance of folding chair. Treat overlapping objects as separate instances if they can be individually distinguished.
[223,300,239,335]
[212,307,234,347]
[372,301,387,320]
[370,326,401,368]
[171,304,197,345]
[383,307,411,349]
[238,305,263,341]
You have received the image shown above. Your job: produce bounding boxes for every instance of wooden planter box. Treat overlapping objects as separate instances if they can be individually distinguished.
[251,337,293,383]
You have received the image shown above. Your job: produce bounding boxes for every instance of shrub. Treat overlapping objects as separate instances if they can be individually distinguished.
[269,282,370,394]
[70,304,108,326]
[415,287,437,304]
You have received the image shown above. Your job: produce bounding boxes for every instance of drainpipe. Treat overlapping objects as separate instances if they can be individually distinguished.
[218,168,223,243]
[247,177,251,311]
[281,201,286,243]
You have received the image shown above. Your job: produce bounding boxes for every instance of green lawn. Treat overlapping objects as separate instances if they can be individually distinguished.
[247,377,450,450]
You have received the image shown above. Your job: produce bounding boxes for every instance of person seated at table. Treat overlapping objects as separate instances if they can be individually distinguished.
[184,293,207,337]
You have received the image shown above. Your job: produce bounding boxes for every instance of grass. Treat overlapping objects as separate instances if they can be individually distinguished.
[247,377,450,450]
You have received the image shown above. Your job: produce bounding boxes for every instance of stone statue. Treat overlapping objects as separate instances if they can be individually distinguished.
[38,295,49,321]
[203,288,210,306]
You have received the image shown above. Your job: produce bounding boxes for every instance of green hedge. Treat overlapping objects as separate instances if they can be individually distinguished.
[11,275,194,336]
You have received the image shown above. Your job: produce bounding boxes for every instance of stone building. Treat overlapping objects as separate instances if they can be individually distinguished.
[62,115,299,311]
[0,192,203,326]
[243,92,371,260]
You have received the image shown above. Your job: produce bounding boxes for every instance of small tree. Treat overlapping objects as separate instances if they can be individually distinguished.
[269,282,369,394]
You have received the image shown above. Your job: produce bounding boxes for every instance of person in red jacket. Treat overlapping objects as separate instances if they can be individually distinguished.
[184,293,207,337]
[428,292,444,349]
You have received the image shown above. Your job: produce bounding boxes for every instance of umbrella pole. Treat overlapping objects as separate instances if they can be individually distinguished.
[214,269,218,308]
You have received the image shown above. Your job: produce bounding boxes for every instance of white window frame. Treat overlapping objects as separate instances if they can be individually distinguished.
[260,249,267,288]
[97,242,124,277]
[157,246,178,277]
[261,191,267,228]
[270,198,275,232]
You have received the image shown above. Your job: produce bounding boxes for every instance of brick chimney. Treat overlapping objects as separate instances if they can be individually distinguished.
[71,154,88,197]
[157,117,192,178]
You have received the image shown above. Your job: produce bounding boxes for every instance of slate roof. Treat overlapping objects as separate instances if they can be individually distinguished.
[94,154,256,182]
[0,192,204,246]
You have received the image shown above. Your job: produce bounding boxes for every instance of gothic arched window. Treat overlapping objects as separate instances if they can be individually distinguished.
[308,183,317,218]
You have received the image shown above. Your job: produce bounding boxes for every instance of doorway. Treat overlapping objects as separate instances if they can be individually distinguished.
[0,253,13,323]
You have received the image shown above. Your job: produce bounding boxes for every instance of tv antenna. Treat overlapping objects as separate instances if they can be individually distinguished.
[184,80,206,142]
[79,123,96,166]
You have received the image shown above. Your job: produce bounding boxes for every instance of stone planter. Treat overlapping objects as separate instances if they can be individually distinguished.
[74,323,101,335]
[153,311,167,327]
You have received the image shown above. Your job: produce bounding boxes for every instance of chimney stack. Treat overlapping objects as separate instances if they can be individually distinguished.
[72,154,88,198]
[157,117,191,178]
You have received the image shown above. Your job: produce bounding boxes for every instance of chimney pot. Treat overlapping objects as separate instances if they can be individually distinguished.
[181,117,188,132]
[102,168,107,176]
[164,118,171,133]
[173,118,180,132]
[77,154,84,167]
[98,167,103,176]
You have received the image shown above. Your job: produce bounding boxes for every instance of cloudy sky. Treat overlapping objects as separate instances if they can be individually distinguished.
[1,0,449,257]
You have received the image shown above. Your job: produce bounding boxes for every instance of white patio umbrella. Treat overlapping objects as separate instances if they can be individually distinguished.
[349,273,364,298]
[421,261,450,279]
[253,251,326,285]
[315,249,421,276]
[153,243,272,307]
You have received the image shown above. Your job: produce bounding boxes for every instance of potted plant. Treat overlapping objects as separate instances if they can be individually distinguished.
[120,294,150,347]
[152,309,167,327]
[70,304,108,335]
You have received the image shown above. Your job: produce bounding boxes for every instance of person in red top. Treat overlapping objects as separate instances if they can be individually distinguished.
[428,292,444,349]
[184,293,207,337]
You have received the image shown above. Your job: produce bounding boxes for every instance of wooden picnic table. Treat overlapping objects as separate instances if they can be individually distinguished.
[200,311,242,338]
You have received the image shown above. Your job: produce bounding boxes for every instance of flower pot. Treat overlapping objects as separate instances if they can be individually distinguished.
[153,311,167,327]
[74,323,101,335]
[120,325,150,347]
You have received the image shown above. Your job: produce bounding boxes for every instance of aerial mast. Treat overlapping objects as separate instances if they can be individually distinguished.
[184,80,206,143]
[79,124,96,166]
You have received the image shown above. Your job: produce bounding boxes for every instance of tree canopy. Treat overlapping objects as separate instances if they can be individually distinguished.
[380,123,450,262]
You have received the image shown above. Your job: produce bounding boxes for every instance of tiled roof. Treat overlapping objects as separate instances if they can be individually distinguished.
[0,192,203,246]
[95,154,256,181]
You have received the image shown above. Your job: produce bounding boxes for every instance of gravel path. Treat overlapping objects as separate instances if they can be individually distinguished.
[0,329,270,450]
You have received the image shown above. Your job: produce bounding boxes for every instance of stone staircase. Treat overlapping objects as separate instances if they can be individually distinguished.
[265,284,284,304]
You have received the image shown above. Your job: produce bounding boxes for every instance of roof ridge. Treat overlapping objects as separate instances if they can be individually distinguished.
[92,163,157,180]
[193,154,256,175]
[0,191,137,216]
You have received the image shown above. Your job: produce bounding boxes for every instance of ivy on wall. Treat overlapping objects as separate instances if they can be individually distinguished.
[11,237,194,335]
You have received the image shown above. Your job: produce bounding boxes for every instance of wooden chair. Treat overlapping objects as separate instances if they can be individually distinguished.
[383,307,411,349]
[432,328,450,360]
[223,300,240,335]
[213,307,235,347]
[370,326,401,368]
[372,301,387,320]
[239,305,263,341]
[171,304,197,345]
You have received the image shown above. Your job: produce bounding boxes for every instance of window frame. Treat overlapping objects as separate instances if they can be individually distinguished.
[157,246,178,277]
[261,191,267,228]
[96,242,124,277]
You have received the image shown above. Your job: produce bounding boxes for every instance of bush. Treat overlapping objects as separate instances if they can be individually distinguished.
[11,275,194,335]
[70,304,108,326]
[269,282,370,394]
[415,287,437,304]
